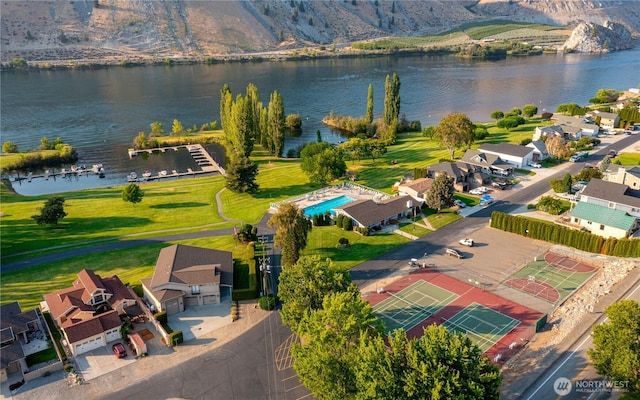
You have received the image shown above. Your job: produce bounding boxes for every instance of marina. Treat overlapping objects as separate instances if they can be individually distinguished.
[11,164,106,183]
[126,144,225,182]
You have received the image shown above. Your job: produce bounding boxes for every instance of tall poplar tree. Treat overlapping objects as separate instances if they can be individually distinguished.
[268,90,286,157]
[267,202,312,267]
[383,73,400,127]
[366,83,374,124]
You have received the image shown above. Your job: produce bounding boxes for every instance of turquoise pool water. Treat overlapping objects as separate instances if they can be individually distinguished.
[304,195,355,217]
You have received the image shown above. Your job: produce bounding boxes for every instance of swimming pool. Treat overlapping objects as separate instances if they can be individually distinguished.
[303,195,356,217]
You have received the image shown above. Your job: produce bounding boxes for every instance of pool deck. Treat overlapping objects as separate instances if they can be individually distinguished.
[271,183,393,213]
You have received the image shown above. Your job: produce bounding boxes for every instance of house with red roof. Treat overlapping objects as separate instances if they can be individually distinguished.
[42,269,137,356]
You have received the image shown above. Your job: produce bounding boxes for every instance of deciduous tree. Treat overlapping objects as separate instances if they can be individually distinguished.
[171,119,184,135]
[122,183,144,205]
[268,90,286,156]
[434,113,475,159]
[546,135,573,159]
[588,300,640,395]
[268,202,312,267]
[366,83,374,124]
[522,104,538,118]
[278,256,354,332]
[490,110,504,121]
[355,326,502,399]
[300,142,346,185]
[2,141,18,153]
[32,196,67,225]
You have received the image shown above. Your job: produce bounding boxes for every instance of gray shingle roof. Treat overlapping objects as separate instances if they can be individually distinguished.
[150,245,233,289]
[334,195,413,227]
[581,179,640,208]
[479,143,533,158]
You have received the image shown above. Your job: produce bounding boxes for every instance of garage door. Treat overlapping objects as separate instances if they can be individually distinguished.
[185,296,199,306]
[106,329,121,343]
[74,337,104,355]
[165,299,180,315]
[203,295,218,304]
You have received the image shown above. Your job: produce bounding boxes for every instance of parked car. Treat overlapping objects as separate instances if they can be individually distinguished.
[459,238,474,247]
[469,186,488,195]
[112,343,127,359]
[529,162,542,168]
[445,248,464,259]
[491,181,508,190]
[608,150,617,157]
[480,194,494,206]
[454,199,466,208]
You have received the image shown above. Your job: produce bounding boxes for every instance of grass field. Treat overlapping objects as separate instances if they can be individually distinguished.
[614,152,640,166]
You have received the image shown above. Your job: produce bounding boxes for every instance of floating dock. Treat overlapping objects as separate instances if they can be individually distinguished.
[126,144,225,182]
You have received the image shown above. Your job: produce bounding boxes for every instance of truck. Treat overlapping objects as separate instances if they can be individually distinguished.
[569,151,589,162]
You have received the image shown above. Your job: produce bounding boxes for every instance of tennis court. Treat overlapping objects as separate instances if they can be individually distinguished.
[373,279,458,332]
[505,257,596,303]
[441,303,520,353]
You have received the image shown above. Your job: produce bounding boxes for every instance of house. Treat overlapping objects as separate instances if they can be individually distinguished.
[333,195,415,231]
[552,115,600,138]
[587,110,620,130]
[526,141,549,162]
[533,125,566,141]
[570,202,638,238]
[478,143,535,168]
[578,178,640,219]
[397,177,432,201]
[42,269,137,356]
[1,303,43,382]
[141,245,234,315]
[427,162,472,192]
[460,149,514,177]
[604,165,640,190]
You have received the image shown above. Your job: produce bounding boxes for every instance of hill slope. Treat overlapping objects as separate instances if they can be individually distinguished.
[1,0,638,64]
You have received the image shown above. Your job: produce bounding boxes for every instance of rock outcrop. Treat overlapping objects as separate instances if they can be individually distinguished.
[562,21,634,53]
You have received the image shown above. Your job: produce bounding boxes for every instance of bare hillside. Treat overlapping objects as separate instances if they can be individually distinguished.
[1,0,638,64]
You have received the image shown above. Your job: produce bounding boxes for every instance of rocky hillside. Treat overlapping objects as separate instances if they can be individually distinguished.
[1,0,639,64]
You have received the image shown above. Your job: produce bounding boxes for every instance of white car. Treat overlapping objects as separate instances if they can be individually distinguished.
[529,162,542,168]
[469,187,488,195]
[459,238,474,247]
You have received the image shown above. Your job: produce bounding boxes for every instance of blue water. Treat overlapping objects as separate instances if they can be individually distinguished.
[304,195,355,217]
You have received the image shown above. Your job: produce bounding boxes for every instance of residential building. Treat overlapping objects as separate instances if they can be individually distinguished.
[587,110,620,130]
[141,245,234,315]
[549,115,600,139]
[397,177,432,201]
[42,269,137,356]
[533,125,566,141]
[1,303,43,382]
[478,143,535,168]
[333,195,415,231]
[427,161,472,192]
[604,165,640,190]
[526,141,549,162]
[460,149,514,177]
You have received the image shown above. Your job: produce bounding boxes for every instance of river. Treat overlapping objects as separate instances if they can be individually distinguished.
[1,48,639,195]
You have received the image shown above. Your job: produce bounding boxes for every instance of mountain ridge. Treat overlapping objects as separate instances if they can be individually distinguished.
[1,0,638,64]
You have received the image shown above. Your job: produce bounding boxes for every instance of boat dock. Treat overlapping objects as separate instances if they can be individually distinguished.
[11,165,106,183]
[126,144,225,183]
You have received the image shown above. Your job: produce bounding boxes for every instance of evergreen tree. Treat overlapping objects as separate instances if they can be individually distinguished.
[268,202,312,267]
[32,196,67,225]
[122,183,144,205]
[366,83,374,124]
[225,155,259,193]
[424,172,455,213]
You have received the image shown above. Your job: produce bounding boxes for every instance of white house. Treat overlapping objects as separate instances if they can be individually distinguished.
[526,141,549,162]
[477,143,535,168]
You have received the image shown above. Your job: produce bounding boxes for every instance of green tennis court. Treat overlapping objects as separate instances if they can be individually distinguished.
[508,260,595,302]
[442,303,520,352]
[373,279,458,332]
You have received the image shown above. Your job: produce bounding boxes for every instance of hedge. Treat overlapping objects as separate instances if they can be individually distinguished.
[490,211,639,257]
[168,331,183,346]
[232,242,259,301]
[153,311,168,324]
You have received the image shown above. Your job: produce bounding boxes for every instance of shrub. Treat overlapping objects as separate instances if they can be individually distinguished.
[258,294,277,310]
[154,311,168,324]
[536,196,563,215]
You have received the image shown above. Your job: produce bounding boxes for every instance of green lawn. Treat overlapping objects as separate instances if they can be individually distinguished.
[614,152,640,166]
[398,221,432,237]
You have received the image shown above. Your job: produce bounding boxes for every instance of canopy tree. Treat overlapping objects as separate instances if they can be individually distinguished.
[122,183,144,205]
[32,196,67,225]
[434,113,475,159]
[292,290,383,400]
[425,172,455,213]
[268,202,312,267]
[278,256,354,332]
[365,83,374,124]
[267,90,286,156]
[300,142,346,185]
[355,326,502,400]
[588,300,640,395]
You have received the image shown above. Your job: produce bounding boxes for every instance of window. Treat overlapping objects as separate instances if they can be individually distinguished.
[574,217,579,223]
[191,285,200,295]
[600,224,605,230]
[94,294,103,303]
[608,202,615,209]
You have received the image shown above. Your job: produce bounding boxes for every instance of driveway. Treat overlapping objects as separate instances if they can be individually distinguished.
[74,299,233,382]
